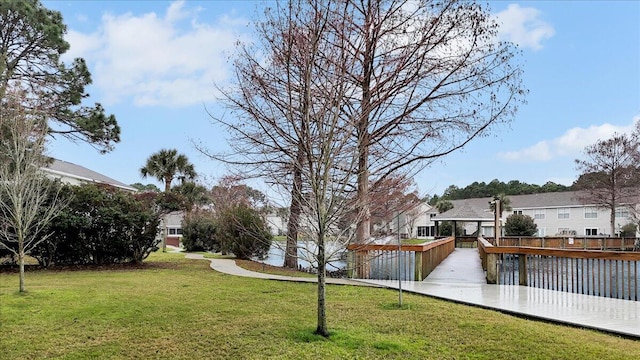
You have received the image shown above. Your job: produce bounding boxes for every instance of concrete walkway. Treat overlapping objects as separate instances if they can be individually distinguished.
[179,248,640,338]
[183,253,379,286]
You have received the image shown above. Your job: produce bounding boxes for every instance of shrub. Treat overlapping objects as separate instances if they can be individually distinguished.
[32,184,161,266]
[504,214,538,236]
[438,221,464,236]
[620,223,637,238]
[181,211,217,252]
[217,204,272,260]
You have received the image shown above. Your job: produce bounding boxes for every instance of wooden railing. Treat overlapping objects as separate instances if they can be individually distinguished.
[488,236,638,251]
[346,237,455,281]
[455,236,478,248]
[479,237,640,301]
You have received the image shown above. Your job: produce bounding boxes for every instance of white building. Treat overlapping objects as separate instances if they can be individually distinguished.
[266,211,288,236]
[430,191,638,238]
[383,202,436,239]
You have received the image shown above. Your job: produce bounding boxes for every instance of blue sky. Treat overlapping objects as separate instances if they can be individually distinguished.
[43,1,640,200]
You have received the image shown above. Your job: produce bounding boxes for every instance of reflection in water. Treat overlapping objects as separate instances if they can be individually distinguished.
[255,241,346,271]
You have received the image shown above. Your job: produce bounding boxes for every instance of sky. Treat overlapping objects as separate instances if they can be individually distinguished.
[42,0,640,201]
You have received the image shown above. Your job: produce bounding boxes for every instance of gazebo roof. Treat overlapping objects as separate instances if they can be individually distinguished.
[432,201,494,222]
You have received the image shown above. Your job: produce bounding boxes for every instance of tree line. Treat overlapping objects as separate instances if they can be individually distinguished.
[429,179,572,204]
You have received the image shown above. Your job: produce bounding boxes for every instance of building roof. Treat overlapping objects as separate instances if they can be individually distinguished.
[42,159,136,192]
[445,191,602,212]
[433,200,495,222]
[431,189,640,222]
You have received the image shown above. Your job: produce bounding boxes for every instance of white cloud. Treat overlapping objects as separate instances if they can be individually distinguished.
[498,117,640,162]
[63,1,249,107]
[494,4,555,51]
[500,140,552,161]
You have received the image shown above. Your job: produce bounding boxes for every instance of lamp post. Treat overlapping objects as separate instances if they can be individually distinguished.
[493,199,501,246]
[397,210,403,307]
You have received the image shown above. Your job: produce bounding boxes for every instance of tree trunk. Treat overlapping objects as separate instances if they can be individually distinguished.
[164,175,172,192]
[355,8,374,244]
[355,154,370,243]
[315,231,328,337]
[19,249,25,293]
[159,217,167,253]
[610,208,616,237]
[284,158,303,268]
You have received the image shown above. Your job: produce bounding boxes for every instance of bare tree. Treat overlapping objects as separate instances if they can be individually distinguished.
[369,174,416,234]
[204,0,524,335]
[341,0,526,243]
[199,0,355,270]
[206,0,360,336]
[574,129,640,236]
[0,90,67,292]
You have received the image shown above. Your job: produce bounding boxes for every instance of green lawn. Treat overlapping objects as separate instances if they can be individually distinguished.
[401,238,430,245]
[1,252,639,359]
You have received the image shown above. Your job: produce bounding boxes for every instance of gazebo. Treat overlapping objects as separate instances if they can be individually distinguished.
[431,201,496,239]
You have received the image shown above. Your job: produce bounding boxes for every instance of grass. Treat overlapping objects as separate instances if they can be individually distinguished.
[401,238,429,245]
[1,252,639,359]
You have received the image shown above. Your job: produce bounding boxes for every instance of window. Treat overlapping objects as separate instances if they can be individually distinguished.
[167,227,183,236]
[557,208,570,219]
[417,226,428,237]
[585,228,598,236]
[513,210,523,215]
[536,228,546,237]
[615,207,630,218]
[533,209,545,220]
[482,227,494,237]
[584,207,598,219]
[557,228,571,235]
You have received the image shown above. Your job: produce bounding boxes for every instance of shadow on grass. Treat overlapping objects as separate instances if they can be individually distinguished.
[290,328,406,354]
[379,302,412,310]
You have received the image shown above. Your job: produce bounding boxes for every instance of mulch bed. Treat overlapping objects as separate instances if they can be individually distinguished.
[0,261,180,274]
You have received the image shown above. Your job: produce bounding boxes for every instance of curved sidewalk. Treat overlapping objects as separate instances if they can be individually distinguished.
[184,253,379,286]
[182,250,640,339]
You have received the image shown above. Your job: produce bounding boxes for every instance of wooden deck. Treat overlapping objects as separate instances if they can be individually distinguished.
[356,248,640,338]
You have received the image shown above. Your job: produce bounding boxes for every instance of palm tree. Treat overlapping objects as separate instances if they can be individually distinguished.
[489,194,512,214]
[140,149,197,192]
[172,181,209,212]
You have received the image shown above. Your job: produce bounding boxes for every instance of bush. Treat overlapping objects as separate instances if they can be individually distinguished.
[181,211,217,252]
[438,221,464,236]
[620,223,637,237]
[504,214,538,236]
[217,204,272,260]
[32,184,161,266]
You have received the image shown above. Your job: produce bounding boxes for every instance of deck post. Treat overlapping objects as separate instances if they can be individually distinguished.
[518,255,527,286]
[486,253,498,284]
[414,251,423,281]
[347,251,355,278]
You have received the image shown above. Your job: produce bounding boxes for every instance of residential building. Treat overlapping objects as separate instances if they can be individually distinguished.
[42,159,137,192]
[163,211,184,247]
[431,191,638,238]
